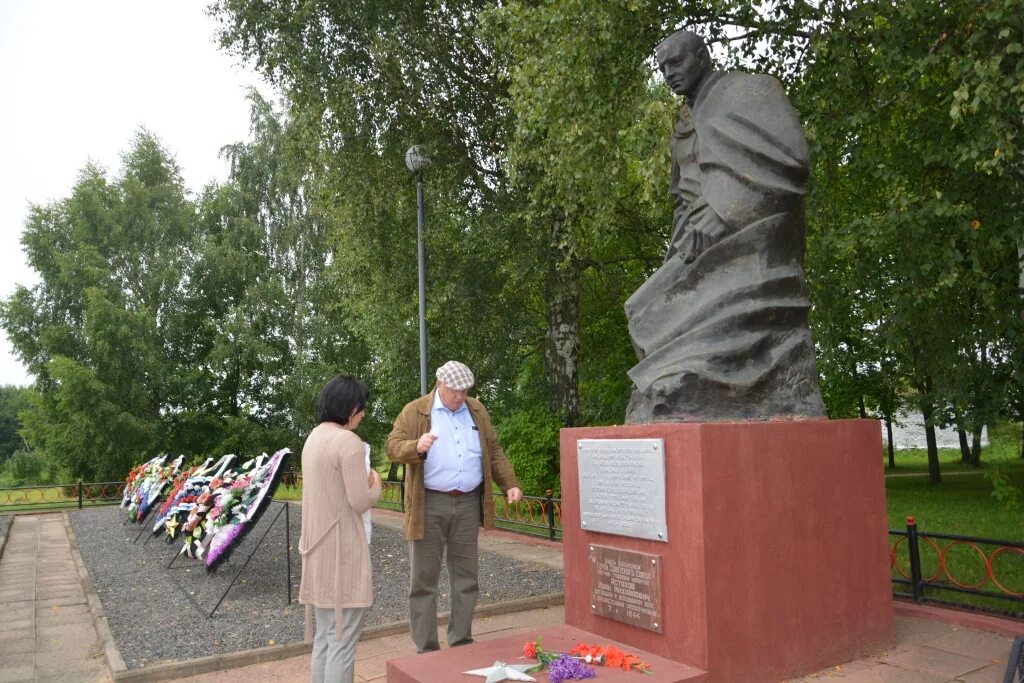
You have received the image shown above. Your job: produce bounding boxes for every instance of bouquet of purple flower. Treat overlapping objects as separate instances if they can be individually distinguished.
[523,638,596,682]
[548,653,597,683]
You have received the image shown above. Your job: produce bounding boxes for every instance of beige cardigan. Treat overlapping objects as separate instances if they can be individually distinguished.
[298,422,382,638]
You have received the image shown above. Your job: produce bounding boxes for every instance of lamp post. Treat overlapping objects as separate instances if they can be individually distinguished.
[405,146,432,395]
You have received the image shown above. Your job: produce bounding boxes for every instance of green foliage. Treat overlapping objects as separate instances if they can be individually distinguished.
[496,407,562,496]
[799,0,1024,480]
[0,385,33,461]
[988,465,1021,512]
[0,132,189,480]
[2,450,51,486]
[0,102,372,480]
[212,0,540,421]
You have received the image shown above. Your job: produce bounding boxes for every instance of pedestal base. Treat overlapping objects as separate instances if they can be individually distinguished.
[385,625,707,683]
[560,420,893,683]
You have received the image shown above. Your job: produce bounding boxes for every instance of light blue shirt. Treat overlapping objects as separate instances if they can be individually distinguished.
[423,391,484,492]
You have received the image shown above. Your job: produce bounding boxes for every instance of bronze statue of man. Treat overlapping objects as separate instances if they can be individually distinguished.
[624,30,826,423]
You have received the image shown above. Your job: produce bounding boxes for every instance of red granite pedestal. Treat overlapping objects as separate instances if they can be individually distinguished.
[387,419,892,683]
[559,420,893,683]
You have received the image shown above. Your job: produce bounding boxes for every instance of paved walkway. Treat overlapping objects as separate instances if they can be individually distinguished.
[0,510,1019,682]
[0,513,111,683]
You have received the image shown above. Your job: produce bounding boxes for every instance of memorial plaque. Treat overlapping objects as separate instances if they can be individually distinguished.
[577,438,667,541]
[589,544,663,633]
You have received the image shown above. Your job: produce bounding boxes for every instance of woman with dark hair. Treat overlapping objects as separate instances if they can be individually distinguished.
[299,375,382,683]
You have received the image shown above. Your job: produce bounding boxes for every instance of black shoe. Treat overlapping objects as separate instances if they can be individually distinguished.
[449,638,475,647]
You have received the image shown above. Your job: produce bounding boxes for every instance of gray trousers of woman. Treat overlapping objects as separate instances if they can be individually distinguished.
[311,606,367,683]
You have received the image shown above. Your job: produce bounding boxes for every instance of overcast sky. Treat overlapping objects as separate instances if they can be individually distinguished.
[0,1,275,386]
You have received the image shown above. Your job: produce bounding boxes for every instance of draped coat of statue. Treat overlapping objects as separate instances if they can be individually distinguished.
[625,30,826,423]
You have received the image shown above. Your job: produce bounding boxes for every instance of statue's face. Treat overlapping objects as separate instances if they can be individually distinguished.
[658,43,707,98]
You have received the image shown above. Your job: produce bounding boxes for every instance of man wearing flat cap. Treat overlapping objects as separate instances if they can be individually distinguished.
[386,360,522,652]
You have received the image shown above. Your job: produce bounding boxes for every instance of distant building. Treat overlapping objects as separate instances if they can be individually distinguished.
[881,409,989,450]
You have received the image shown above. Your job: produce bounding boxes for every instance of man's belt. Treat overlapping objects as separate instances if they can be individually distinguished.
[425,485,482,497]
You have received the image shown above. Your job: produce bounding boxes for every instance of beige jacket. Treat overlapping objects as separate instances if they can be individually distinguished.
[385,390,519,540]
[298,422,382,637]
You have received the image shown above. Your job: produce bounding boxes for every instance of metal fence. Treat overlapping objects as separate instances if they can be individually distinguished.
[0,481,125,513]
[890,516,1024,619]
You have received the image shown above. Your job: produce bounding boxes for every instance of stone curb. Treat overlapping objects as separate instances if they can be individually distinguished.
[893,599,1024,637]
[0,515,10,563]
[63,511,129,675]
[105,592,564,682]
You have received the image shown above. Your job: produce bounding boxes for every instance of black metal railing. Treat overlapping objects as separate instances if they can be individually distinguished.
[891,516,1024,619]
[493,489,562,541]
[0,481,125,512]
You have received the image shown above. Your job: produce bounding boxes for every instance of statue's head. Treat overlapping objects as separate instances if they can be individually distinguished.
[655,30,713,99]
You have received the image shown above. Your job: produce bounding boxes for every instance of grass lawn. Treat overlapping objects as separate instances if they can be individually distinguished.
[883,420,1023,532]
[273,483,302,502]
[886,467,1024,538]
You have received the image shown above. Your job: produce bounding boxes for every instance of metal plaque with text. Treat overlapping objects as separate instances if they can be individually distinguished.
[577,438,667,541]
[589,544,663,633]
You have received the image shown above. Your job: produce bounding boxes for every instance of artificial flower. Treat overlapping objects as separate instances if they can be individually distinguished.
[121,455,185,523]
[570,643,652,674]
[523,637,562,673]
[547,653,596,683]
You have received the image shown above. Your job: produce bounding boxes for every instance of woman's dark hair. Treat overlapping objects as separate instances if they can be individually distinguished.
[316,375,369,425]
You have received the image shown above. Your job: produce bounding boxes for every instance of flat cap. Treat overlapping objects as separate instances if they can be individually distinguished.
[435,360,474,391]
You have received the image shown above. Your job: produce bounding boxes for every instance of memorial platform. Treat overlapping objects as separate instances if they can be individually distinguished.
[385,624,707,683]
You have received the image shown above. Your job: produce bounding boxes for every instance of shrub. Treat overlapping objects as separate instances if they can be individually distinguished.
[5,450,49,485]
[496,407,562,497]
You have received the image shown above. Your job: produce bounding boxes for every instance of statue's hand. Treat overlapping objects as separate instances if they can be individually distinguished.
[679,229,706,264]
[679,204,728,264]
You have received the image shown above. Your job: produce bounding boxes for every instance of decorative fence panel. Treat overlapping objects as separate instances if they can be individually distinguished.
[0,481,125,513]
[891,516,1024,619]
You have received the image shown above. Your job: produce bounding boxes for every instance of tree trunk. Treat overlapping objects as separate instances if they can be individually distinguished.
[858,395,867,419]
[957,428,971,463]
[953,407,970,463]
[970,428,982,467]
[921,399,942,485]
[544,211,580,428]
[885,416,895,468]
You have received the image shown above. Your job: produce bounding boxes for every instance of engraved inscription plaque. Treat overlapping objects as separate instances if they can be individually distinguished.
[577,438,667,541]
[589,544,663,633]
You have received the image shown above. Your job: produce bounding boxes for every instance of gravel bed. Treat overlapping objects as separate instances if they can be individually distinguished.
[69,505,564,669]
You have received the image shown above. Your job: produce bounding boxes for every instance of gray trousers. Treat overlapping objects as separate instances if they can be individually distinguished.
[409,489,481,652]
[311,605,367,683]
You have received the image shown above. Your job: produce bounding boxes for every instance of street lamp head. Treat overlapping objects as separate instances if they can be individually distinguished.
[405,146,432,173]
